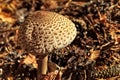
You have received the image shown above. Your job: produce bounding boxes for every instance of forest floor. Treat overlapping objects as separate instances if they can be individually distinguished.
[0,0,120,80]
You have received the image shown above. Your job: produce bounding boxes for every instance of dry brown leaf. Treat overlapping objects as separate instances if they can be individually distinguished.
[0,12,16,24]
[41,0,58,10]
[7,76,13,80]
[0,52,8,58]
[23,53,37,68]
[89,49,100,61]
[43,70,60,80]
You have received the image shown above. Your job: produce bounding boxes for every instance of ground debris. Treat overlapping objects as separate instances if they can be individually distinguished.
[0,0,120,80]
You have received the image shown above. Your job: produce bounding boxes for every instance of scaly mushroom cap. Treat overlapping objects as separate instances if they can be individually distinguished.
[18,11,76,55]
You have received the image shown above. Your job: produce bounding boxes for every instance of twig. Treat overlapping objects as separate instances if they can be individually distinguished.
[0,27,19,33]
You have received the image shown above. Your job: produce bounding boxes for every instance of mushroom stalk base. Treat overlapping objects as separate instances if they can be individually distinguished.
[37,55,48,80]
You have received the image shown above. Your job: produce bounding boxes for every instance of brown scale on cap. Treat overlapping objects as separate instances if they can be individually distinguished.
[18,11,77,79]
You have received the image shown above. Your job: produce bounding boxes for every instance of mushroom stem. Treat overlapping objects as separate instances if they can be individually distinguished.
[41,55,48,74]
[37,55,48,79]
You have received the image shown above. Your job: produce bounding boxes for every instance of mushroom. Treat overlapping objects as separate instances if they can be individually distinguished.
[18,11,77,79]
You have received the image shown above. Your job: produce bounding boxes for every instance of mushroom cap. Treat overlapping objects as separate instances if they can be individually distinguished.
[18,11,77,55]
